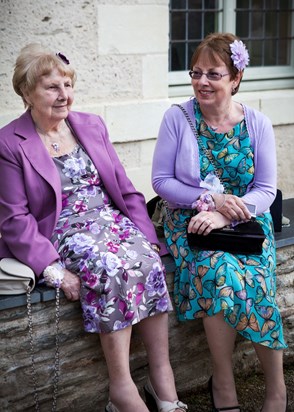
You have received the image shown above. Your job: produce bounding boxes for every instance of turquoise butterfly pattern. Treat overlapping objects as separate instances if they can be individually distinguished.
[164,103,286,349]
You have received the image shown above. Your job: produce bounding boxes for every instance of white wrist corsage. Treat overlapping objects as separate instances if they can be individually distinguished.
[43,262,64,288]
[193,172,224,212]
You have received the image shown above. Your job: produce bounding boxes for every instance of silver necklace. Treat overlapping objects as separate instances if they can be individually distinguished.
[201,105,232,132]
[36,126,62,153]
[51,143,60,152]
[203,116,229,132]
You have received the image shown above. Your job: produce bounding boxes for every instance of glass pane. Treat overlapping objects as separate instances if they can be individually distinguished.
[189,0,203,8]
[188,40,200,66]
[204,12,217,33]
[236,11,249,38]
[265,12,277,37]
[250,40,263,66]
[171,12,186,40]
[278,39,290,65]
[251,11,264,38]
[205,0,217,8]
[279,11,291,37]
[252,0,262,10]
[170,43,186,71]
[188,12,203,39]
[267,0,279,8]
[171,0,187,9]
[264,39,277,65]
[237,0,249,8]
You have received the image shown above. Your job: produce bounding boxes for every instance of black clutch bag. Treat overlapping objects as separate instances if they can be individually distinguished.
[187,219,266,255]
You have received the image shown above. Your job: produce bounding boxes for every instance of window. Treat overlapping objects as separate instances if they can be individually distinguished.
[169,0,294,95]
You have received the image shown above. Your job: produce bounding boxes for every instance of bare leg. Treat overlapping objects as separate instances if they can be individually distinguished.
[203,312,240,411]
[253,343,287,412]
[99,326,149,412]
[136,313,183,410]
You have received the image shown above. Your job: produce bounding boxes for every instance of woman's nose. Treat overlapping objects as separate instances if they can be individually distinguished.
[58,86,67,100]
[197,73,209,85]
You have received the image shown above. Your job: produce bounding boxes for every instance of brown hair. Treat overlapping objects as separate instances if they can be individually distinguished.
[12,43,77,107]
[190,33,243,95]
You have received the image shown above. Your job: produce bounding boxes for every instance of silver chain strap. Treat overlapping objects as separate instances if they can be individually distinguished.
[172,104,228,194]
[26,286,61,411]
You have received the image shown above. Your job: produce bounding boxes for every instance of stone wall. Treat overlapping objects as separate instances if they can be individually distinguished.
[1,245,293,412]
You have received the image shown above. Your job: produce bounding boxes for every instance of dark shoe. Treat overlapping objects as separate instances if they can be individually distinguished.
[208,376,241,412]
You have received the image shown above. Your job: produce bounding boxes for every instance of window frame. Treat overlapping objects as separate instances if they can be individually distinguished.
[169,0,294,97]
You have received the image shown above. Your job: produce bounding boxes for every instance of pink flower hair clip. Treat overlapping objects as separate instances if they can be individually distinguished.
[230,40,249,71]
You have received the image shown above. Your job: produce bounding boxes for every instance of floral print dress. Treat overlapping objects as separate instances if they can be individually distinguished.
[51,145,172,334]
[164,102,287,350]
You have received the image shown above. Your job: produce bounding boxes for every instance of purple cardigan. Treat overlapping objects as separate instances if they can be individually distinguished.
[152,98,277,214]
[0,110,159,276]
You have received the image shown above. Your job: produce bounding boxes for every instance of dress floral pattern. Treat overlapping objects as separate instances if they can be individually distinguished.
[164,101,286,349]
[51,145,172,333]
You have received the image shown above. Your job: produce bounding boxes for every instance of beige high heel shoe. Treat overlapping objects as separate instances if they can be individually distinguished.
[144,377,188,412]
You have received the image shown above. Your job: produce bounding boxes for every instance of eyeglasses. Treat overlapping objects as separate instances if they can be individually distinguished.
[189,70,229,81]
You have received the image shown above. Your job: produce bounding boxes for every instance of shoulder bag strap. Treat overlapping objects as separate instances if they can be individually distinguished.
[27,286,61,411]
[172,103,228,194]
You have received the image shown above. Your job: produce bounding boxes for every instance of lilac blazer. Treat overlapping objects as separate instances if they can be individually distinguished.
[0,110,159,276]
[152,98,277,214]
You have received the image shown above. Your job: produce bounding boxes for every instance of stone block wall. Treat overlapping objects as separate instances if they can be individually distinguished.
[1,244,293,412]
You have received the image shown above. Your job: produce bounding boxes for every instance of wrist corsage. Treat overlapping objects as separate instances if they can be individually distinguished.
[193,193,215,212]
[43,262,64,288]
[193,172,225,212]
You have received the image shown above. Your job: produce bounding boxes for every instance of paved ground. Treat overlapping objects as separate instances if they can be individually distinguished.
[179,361,294,412]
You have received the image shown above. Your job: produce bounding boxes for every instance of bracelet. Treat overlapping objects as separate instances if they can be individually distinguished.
[214,193,226,211]
[43,262,64,288]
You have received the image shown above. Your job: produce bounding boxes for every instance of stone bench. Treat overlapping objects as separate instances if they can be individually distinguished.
[1,199,294,411]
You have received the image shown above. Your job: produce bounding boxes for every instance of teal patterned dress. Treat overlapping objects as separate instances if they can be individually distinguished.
[164,102,286,349]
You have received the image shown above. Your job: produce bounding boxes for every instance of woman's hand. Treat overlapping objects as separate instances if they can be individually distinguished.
[61,269,81,301]
[212,193,252,221]
[187,210,230,236]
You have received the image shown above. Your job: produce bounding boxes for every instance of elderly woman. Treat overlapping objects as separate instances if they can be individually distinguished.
[0,43,187,412]
[152,33,287,412]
